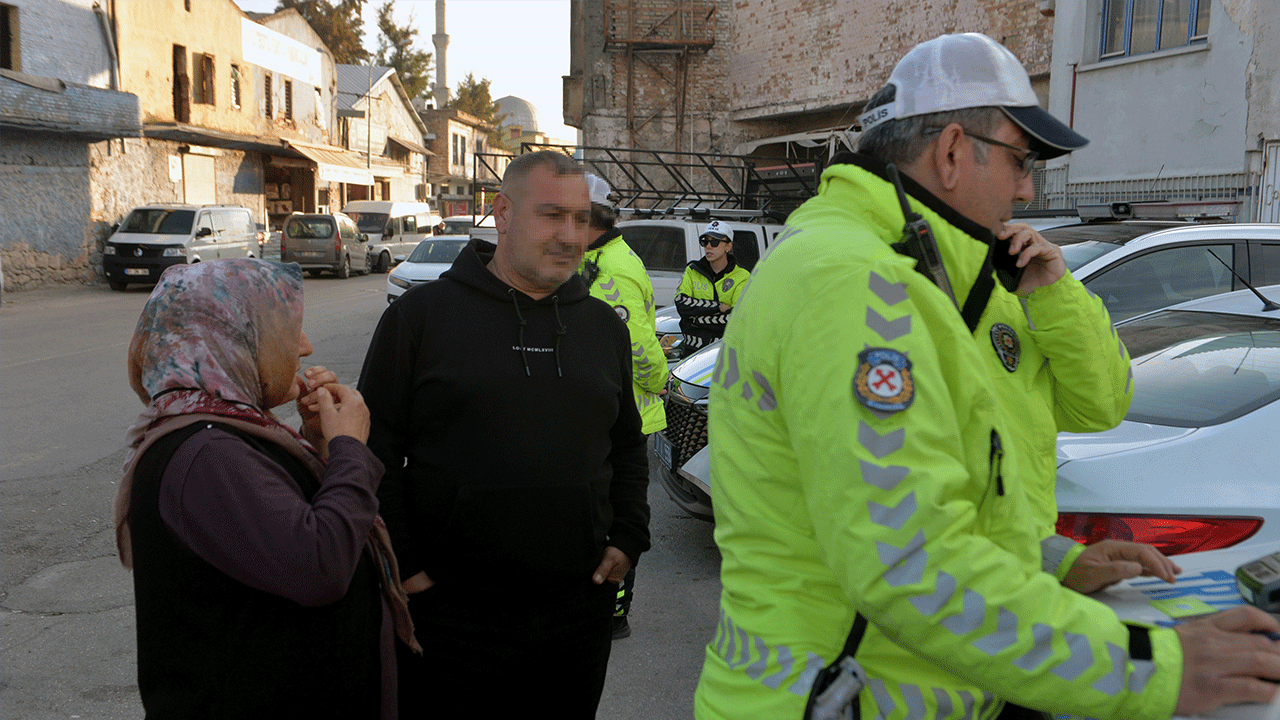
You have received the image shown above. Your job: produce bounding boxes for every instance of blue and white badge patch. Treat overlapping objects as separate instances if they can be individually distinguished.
[990,322,1021,373]
[721,278,735,292]
[853,348,914,413]
[614,305,630,323]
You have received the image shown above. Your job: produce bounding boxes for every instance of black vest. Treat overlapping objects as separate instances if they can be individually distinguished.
[129,422,382,719]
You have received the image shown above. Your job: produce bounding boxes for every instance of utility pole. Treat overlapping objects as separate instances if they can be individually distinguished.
[366,63,373,200]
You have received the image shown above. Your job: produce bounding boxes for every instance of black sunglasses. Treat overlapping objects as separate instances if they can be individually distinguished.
[924,126,1039,178]
[699,236,728,247]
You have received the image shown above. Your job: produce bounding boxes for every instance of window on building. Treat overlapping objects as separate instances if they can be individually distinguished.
[230,64,241,109]
[172,44,190,123]
[283,79,293,120]
[1101,0,1210,59]
[459,135,466,167]
[192,52,214,105]
[1,3,19,71]
[264,73,273,118]
[451,134,460,165]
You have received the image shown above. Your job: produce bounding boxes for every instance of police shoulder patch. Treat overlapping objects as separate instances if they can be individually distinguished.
[853,347,914,413]
[615,305,630,323]
[990,322,1020,373]
[722,278,735,292]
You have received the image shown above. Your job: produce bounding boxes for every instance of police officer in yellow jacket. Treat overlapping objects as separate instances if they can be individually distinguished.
[581,172,668,640]
[675,220,751,356]
[694,33,1280,720]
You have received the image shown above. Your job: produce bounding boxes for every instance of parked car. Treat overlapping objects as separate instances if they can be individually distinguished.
[440,214,495,236]
[1038,202,1280,322]
[340,200,442,274]
[651,341,719,519]
[1055,283,1280,556]
[103,204,258,291]
[279,212,370,279]
[385,235,470,303]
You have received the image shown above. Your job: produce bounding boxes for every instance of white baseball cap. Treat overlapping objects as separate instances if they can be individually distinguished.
[700,220,731,239]
[584,173,613,207]
[857,33,1087,160]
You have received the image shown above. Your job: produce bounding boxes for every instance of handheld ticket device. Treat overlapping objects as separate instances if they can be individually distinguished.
[1236,552,1280,612]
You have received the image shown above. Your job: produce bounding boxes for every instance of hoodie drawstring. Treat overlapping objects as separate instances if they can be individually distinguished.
[509,289,532,377]
[507,289,568,378]
[552,295,566,378]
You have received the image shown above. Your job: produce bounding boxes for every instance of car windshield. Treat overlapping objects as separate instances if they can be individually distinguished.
[1040,223,1186,271]
[1118,311,1280,427]
[441,219,474,235]
[407,239,467,264]
[349,212,389,235]
[286,217,334,239]
[119,209,195,234]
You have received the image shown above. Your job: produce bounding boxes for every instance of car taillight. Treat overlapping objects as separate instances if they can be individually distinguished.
[1056,513,1263,556]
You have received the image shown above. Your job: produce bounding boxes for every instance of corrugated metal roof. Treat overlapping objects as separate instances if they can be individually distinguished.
[335,65,394,111]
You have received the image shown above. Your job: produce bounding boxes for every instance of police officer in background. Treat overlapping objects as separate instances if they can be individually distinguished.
[694,32,1280,720]
[581,172,668,639]
[674,220,750,356]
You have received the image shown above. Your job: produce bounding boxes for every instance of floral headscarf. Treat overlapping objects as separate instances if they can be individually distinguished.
[127,257,305,412]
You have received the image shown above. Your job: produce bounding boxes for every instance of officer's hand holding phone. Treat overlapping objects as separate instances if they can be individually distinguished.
[995,223,1065,296]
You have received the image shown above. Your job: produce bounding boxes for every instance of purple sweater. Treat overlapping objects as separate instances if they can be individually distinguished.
[158,430,395,719]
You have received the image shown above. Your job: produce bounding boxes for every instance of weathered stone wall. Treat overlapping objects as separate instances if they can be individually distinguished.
[577,0,1054,154]
[7,0,113,87]
[0,131,96,290]
[728,0,1053,121]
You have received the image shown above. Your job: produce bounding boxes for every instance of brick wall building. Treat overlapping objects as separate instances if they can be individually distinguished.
[566,0,1053,159]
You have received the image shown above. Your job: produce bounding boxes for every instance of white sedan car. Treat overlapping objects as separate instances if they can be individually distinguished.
[385,235,469,304]
[1055,283,1280,557]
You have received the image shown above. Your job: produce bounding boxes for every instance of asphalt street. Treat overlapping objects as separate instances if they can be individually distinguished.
[1,272,722,719]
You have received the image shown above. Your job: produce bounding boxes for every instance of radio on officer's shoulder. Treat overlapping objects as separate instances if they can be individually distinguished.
[1236,551,1280,612]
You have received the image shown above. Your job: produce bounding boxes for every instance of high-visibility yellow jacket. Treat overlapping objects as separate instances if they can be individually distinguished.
[693,156,1175,720]
[675,257,751,354]
[583,229,668,434]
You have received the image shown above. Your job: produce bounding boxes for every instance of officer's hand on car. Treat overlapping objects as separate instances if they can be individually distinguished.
[997,222,1066,296]
[1062,539,1182,594]
[592,546,631,585]
[1173,606,1280,714]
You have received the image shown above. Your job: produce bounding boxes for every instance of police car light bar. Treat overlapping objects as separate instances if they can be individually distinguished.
[1076,200,1240,222]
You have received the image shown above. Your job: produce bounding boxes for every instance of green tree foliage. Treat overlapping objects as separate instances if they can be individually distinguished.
[446,73,511,150]
[374,0,432,101]
[276,0,368,64]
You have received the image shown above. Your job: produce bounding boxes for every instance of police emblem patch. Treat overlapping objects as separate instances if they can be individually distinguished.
[990,322,1020,372]
[615,305,630,323]
[721,278,734,292]
[853,348,914,413]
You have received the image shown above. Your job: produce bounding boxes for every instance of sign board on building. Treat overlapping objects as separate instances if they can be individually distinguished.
[241,19,321,87]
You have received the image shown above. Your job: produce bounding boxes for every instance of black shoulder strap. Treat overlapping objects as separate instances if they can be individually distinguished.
[892,237,995,335]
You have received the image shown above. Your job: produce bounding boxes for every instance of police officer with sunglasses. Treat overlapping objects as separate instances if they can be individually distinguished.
[673,220,751,357]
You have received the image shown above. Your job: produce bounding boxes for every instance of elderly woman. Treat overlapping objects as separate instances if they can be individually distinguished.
[113,259,416,719]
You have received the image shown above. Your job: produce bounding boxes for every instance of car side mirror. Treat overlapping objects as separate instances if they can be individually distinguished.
[196,227,214,238]
[393,255,407,263]
[109,222,119,234]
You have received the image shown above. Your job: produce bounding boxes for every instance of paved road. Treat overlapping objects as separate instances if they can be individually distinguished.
[1,272,721,719]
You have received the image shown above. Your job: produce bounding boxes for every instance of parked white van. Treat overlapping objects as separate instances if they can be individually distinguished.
[340,201,442,273]
[102,204,258,291]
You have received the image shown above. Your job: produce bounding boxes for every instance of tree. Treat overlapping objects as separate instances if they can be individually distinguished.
[446,73,511,150]
[276,0,368,64]
[374,0,432,101]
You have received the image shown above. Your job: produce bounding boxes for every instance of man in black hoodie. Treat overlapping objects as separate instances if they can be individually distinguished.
[358,151,651,718]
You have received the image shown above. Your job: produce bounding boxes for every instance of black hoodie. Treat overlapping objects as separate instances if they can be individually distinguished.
[358,239,650,591]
